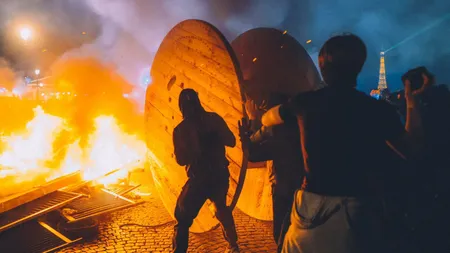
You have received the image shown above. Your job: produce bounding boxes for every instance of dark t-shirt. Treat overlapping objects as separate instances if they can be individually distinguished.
[280,86,405,197]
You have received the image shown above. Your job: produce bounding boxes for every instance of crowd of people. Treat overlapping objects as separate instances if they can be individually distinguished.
[170,33,450,253]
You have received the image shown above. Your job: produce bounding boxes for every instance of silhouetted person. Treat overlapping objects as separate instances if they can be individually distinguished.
[394,67,450,252]
[172,89,239,253]
[261,34,423,253]
[239,95,304,253]
[399,67,450,173]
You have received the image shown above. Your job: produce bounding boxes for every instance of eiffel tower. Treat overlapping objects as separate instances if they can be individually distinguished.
[378,51,387,90]
[370,51,390,100]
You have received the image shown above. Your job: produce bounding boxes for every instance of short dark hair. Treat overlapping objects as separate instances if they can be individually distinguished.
[319,34,367,83]
[401,66,434,90]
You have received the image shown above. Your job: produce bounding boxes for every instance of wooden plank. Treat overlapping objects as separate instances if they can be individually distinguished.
[150,65,242,120]
[170,21,229,51]
[154,41,239,91]
[0,191,83,233]
[0,172,82,214]
[151,57,242,118]
[161,30,235,69]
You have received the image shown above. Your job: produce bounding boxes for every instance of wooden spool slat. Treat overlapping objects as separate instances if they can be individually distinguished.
[145,20,246,233]
[148,69,242,128]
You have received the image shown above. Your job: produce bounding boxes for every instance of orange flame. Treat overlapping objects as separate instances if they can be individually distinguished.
[0,58,149,195]
[0,106,146,186]
[0,106,65,179]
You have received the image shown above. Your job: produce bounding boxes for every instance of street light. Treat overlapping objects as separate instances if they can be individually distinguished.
[35,69,40,76]
[19,26,32,41]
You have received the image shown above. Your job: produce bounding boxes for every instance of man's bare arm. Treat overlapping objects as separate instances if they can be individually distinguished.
[387,80,423,159]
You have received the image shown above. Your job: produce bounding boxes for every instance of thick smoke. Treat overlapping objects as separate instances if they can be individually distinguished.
[0,58,17,91]
[56,0,293,108]
[59,0,449,97]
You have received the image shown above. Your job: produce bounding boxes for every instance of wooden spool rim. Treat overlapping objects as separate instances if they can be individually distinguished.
[148,19,249,226]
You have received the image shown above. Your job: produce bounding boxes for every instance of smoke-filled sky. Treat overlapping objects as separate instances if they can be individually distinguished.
[1,0,449,96]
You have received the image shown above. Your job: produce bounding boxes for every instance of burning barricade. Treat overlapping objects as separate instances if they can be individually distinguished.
[0,59,149,252]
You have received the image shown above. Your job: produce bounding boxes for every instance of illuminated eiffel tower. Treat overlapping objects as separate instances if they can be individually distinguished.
[370,51,390,100]
[378,51,387,90]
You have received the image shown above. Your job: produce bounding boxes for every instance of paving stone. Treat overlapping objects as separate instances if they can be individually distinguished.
[58,188,277,253]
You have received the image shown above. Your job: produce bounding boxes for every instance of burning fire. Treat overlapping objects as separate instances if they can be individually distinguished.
[67,115,146,185]
[0,106,146,187]
[0,106,65,179]
[0,58,149,196]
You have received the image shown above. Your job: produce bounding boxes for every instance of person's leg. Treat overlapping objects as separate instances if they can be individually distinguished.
[209,179,238,249]
[272,183,297,252]
[277,205,293,253]
[271,184,282,244]
[173,179,207,253]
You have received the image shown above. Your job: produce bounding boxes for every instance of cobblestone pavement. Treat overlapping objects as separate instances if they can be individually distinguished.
[59,191,277,253]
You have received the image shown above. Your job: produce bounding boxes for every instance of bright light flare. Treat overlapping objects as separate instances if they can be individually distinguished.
[35,69,40,76]
[19,27,32,41]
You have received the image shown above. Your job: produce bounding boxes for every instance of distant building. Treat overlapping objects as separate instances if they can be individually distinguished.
[21,76,75,102]
[371,51,391,100]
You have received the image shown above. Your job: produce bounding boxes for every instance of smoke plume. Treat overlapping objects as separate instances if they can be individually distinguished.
[55,0,448,97]
[3,0,446,97]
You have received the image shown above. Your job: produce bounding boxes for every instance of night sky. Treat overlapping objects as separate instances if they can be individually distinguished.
[0,0,449,94]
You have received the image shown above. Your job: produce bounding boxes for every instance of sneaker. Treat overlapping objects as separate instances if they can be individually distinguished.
[224,246,240,253]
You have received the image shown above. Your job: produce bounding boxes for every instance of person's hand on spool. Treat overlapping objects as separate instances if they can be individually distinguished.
[245,99,259,120]
[238,118,252,149]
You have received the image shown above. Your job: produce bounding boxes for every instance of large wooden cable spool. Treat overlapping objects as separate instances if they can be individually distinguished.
[232,28,322,103]
[144,19,248,233]
[230,28,322,221]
